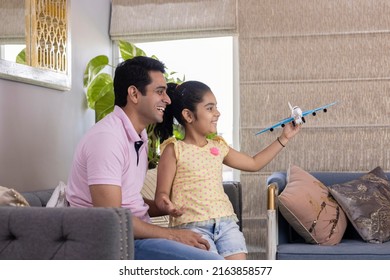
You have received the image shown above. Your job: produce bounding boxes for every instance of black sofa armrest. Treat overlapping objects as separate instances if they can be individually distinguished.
[223,181,242,230]
[0,207,133,260]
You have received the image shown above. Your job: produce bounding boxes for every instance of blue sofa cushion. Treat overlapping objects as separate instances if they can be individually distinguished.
[278,239,390,260]
[268,169,390,260]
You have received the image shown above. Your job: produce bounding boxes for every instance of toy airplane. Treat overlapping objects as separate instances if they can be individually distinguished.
[255,101,337,135]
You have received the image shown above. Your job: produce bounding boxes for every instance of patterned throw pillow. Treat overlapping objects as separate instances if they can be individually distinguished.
[0,186,30,207]
[278,165,347,245]
[328,166,390,243]
[141,168,169,227]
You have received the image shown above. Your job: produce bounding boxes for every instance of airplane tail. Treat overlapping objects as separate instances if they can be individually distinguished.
[288,102,293,111]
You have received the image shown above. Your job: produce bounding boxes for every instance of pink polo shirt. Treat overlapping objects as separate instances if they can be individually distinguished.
[66,106,150,222]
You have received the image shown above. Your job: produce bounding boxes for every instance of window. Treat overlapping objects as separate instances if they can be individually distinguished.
[118,36,238,180]
[0,44,24,61]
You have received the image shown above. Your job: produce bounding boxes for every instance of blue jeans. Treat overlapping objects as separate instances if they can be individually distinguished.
[175,217,247,257]
[134,238,224,260]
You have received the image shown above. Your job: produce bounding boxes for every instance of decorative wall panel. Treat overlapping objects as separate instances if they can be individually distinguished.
[26,0,68,73]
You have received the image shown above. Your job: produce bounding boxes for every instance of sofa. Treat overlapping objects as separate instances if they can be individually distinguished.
[266,170,390,260]
[0,182,242,260]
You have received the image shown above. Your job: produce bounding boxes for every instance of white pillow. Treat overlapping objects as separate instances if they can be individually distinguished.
[46,181,69,207]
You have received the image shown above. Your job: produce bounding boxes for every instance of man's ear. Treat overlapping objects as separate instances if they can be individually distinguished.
[182,109,193,124]
[128,86,138,104]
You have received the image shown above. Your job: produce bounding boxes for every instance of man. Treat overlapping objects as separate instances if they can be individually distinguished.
[66,56,223,260]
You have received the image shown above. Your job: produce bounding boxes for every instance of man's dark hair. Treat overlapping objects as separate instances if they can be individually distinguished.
[113,56,166,107]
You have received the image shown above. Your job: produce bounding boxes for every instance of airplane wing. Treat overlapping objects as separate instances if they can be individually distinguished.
[255,101,338,136]
[302,101,337,117]
[255,116,294,135]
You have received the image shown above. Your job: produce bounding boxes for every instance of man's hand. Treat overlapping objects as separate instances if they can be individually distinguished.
[168,228,210,250]
[132,216,210,250]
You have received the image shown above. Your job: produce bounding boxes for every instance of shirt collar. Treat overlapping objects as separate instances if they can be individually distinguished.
[113,105,148,143]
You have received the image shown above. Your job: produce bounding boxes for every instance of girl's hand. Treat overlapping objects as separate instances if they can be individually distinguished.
[161,196,186,217]
[280,121,301,142]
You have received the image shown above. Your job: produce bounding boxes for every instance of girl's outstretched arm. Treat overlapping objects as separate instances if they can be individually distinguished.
[155,143,185,217]
[223,122,301,172]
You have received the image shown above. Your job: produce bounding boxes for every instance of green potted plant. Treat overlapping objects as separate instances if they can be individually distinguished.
[83,40,184,168]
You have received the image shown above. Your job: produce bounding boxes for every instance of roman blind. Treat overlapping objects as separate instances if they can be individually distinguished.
[0,0,25,44]
[109,0,237,41]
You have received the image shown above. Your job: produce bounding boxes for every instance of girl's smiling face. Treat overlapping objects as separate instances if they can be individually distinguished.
[192,91,220,135]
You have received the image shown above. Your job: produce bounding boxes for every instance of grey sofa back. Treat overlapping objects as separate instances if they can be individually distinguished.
[0,182,242,260]
[21,189,54,207]
[0,206,133,260]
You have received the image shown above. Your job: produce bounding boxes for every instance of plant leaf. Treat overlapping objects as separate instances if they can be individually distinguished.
[16,48,26,65]
[95,88,115,122]
[119,40,147,60]
[86,73,113,109]
[83,55,110,87]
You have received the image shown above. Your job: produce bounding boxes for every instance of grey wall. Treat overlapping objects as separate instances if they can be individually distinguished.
[0,0,112,192]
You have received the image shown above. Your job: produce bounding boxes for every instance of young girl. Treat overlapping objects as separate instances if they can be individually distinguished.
[154,81,300,260]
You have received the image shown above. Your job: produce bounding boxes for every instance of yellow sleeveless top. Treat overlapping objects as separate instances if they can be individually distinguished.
[160,136,236,227]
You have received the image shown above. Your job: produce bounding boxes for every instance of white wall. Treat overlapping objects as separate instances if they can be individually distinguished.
[0,0,112,192]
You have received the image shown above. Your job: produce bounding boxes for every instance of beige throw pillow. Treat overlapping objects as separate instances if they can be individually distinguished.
[0,186,30,207]
[278,165,347,245]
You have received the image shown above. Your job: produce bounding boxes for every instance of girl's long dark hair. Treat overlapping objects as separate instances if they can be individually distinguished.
[154,81,211,142]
